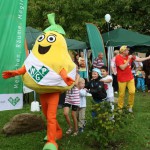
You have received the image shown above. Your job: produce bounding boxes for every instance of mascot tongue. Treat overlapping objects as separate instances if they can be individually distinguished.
[44,13,66,35]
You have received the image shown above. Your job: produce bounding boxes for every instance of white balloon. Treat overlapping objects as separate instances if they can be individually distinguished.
[105,14,111,23]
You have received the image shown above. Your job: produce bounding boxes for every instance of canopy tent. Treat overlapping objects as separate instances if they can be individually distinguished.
[26,26,87,50]
[26,26,42,50]
[102,28,150,74]
[65,38,87,50]
[102,28,150,47]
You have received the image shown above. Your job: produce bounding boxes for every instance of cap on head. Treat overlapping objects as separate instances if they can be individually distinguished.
[92,68,102,77]
[119,45,129,53]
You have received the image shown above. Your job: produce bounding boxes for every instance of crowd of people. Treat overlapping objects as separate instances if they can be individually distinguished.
[61,46,150,136]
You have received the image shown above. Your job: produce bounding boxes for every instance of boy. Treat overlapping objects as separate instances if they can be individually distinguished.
[77,78,87,132]
[100,66,114,111]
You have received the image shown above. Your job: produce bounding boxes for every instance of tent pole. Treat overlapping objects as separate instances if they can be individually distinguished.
[84,49,89,81]
[107,46,114,75]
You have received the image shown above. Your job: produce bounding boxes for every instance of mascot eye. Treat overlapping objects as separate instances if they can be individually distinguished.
[38,35,45,42]
[47,35,56,43]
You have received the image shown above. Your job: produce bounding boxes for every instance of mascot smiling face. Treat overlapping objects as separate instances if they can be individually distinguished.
[32,31,69,70]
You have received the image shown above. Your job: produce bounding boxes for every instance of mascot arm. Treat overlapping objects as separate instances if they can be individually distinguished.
[59,68,74,86]
[2,66,26,79]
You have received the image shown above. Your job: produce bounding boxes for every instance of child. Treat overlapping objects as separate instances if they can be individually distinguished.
[135,66,146,92]
[100,66,114,111]
[63,66,80,136]
[77,78,87,132]
[78,51,87,79]
[86,68,107,117]
[86,68,107,103]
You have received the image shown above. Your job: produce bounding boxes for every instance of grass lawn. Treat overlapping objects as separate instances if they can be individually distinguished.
[0,91,150,150]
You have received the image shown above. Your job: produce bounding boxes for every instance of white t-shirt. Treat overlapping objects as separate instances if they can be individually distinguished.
[134,56,143,68]
[134,61,143,68]
[79,89,87,108]
[101,75,114,99]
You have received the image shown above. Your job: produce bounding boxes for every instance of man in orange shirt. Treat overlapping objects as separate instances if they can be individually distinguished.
[115,46,150,112]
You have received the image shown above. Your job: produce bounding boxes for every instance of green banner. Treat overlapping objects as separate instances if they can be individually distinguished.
[86,23,107,65]
[0,0,28,111]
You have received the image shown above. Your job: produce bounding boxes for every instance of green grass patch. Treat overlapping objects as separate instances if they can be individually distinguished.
[0,92,150,150]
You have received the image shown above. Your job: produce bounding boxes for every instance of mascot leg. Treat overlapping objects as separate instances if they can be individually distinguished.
[56,120,63,140]
[40,93,62,150]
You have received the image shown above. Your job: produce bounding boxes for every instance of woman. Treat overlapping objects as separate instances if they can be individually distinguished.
[111,50,119,94]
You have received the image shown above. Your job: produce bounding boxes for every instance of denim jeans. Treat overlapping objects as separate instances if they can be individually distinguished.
[136,77,145,91]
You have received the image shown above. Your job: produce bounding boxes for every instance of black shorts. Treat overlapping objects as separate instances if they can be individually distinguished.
[63,103,78,111]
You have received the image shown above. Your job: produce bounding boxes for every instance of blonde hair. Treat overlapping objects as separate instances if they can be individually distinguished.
[78,77,85,83]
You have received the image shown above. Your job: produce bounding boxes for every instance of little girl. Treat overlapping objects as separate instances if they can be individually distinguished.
[136,66,145,92]
[100,66,114,111]
[63,66,80,136]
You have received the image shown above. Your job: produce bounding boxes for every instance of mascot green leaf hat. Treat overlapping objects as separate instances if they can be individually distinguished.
[44,13,66,35]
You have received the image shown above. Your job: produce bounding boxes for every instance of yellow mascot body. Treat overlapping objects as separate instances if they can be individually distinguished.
[23,30,76,93]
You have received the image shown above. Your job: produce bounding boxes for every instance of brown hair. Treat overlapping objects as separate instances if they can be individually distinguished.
[114,50,119,56]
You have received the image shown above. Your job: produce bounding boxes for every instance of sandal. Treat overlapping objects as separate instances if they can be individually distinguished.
[71,131,78,136]
[66,128,72,134]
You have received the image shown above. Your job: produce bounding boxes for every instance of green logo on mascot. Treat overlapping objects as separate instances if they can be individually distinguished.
[28,66,49,82]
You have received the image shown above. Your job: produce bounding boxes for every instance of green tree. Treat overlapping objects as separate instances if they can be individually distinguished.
[27,0,108,40]
[27,0,150,41]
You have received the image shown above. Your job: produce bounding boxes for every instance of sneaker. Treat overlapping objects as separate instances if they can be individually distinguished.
[78,127,84,133]
[66,128,72,135]
[83,120,87,128]
[128,108,133,113]
[71,131,78,136]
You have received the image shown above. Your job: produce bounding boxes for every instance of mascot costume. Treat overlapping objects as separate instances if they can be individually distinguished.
[2,13,76,150]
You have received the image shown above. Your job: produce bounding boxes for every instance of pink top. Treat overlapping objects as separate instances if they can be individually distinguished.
[65,86,80,106]
[111,57,117,74]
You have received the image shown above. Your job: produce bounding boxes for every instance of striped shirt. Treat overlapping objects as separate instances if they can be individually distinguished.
[93,57,104,69]
[65,86,80,106]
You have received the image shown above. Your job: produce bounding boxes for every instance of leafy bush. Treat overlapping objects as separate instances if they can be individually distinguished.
[86,101,131,149]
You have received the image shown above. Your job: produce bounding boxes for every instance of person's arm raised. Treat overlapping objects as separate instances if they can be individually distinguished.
[119,55,133,70]
[135,55,150,62]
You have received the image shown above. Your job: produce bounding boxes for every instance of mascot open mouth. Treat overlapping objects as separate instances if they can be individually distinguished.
[38,45,51,54]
